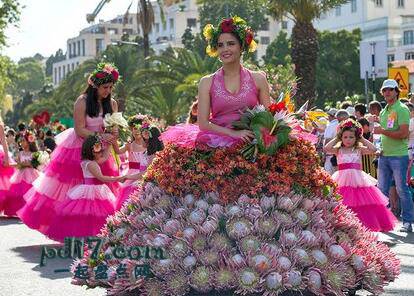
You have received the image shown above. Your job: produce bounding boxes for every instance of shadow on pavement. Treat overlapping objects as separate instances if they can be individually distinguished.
[11,244,78,280]
[0,217,22,225]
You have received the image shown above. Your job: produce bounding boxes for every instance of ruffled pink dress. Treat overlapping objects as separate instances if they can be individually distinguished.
[44,160,116,241]
[115,150,149,210]
[18,112,119,235]
[161,66,259,148]
[332,148,397,231]
[0,146,15,213]
[3,151,40,217]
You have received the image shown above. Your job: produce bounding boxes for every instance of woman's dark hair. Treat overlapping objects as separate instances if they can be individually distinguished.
[354,103,366,116]
[83,85,113,118]
[17,122,26,132]
[357,117,369,127]
[37,129,45,140]
[187,101,198,124]
[340,101,353,110]
[368,101,382,113]
[17,135,39,153]
[81,135,100,161]
[146,127,164,156]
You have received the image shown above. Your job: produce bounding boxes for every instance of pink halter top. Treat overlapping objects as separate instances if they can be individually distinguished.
[209,66,259,128]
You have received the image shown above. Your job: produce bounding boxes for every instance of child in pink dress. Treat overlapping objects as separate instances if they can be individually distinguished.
[3,132,40,216]
[0,119,15,213]
[45,135,127,242]
[325,119,397,231]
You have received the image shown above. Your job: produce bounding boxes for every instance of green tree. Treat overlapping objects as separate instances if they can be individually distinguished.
[315,29,364,107]
[0,55,16,110]
[13,59,45,95]
[45,49,65,77]
[197,0,268,31]
[268,0,350,107]
[0,0,21,48]
[181,27,195,50]
[263,30,291,66]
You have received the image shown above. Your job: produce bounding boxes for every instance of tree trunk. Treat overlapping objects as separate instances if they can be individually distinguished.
[141,0,150,60]
[291,21,318,107]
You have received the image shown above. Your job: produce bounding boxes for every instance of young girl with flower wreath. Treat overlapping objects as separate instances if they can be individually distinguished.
[18,62,121,239]
[44,135,129,241]
[325,119,397,231]
[3,131,41,217]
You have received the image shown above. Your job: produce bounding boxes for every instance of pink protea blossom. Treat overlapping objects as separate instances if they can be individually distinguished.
[190,266,213,293]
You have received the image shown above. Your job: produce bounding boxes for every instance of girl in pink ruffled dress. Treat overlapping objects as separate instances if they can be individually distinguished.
[3,132,41,217]
[115,122,163,210]
[325,119,397,231]
[0,117,15,213]
[18,63,121,237]
[45,135,127,241]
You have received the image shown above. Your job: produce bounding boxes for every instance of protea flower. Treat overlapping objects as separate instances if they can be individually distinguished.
[140,278,166,296]
[208,204,224,218]
[204,191,219,203]
[201,217,218,235]
[283,270,304,290]
[311,249,328,266]
[228,253,247,269]
[226,217,253,239]
[238,194,251,205]
[262,271,283,295]
[300,230,318,247]
[150,258,173,276]
[163,219,181,236]
[292,248,312,267]
[261,243,281,259]
[351,254,366,272]
[255,216,279,237]
[260,194,276,212]
[151,234,171,248]
[250,253,273,273]
[183,227,196,241]
[301,198,316,211]
[244,205,263,222]
[277,195,295,212]
[210,233,232,251]
[170,239,189,257]
[195,199,209,211]
[277,255,292,271]
[226,205,242,217]
[273,210,293,227]
[305,269,323,295]
[156,195,173,211]
[294,209,310,226]
[164,271,190,296]
[328,244,347,261]
[238,235,261,254]
[184,194,195,207]
[322,263,356,295]
[199,249,220,266]
[280,230,298,247]
[172,207,188,219]
[189,209,206,224]
[214,267,236,290]
[190,234,208,253]
[190,266,213,293]
[235,268,262,295]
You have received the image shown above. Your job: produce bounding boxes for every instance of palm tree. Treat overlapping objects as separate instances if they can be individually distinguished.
[268,0,349,106]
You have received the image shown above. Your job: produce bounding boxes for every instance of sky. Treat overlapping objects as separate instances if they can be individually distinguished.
[3,0,136,61]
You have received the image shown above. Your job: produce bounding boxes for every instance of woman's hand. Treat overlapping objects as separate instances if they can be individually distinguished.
[231,129,255,142]
[100,133,114,143]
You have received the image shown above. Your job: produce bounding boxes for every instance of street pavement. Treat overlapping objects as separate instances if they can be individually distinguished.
[0,217,413,296]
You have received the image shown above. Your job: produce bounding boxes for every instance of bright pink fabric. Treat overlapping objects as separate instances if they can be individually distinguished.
[332,148,397,232]
[161,66,259,148]
[18,113,119,237]
[0,147,15,211]
[84,178,104,185]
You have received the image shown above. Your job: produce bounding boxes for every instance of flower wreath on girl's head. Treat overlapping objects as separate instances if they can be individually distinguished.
[87,62,120,88]
[338,119,363,138]
[203,16,257,57]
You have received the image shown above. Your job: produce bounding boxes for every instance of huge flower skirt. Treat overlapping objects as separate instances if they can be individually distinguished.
[71,140,399,296]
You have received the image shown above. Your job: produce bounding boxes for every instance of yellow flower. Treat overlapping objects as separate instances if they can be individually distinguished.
[232,16,245,25]
[206,45,219,57]
[203,24,214,41]
[248,40,257,53]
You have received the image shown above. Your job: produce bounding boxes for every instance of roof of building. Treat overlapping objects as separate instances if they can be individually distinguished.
[391,60,414,74]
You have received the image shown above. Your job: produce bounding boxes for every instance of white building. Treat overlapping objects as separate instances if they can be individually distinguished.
[52,15,139,86]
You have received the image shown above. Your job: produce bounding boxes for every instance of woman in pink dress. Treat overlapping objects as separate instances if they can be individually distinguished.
[325,119,397,231]
[161,23,270,147]
[3,131,41,216]
[18,63,121,237]
[0,116,15,213]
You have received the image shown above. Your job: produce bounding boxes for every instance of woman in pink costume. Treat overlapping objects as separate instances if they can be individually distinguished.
[18,63,121,236]
[161,23,270,148]
[3,131,41,216]
[46,135,127,241]
[0,116,15,213]
[325,119,397,231]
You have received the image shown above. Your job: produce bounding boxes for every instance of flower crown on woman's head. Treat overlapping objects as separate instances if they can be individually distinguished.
[339,119,363,138]
[88,62,120,88]
[19,130,36,144]
[203,16,257,57]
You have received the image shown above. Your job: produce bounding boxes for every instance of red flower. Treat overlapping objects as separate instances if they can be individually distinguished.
[95,72,106,79]
[268,102,286,114]
[260,127,277,148]
[111,70,119,81]
[245,30,253,45]
[221,18,235,33]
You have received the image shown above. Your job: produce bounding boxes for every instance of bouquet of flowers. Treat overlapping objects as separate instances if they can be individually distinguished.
[103,112,130,143]
[31,151,50,170]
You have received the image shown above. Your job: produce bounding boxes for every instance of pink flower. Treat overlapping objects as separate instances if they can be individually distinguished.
[95,72,106,79]
[103,64,115,74]
[261,127,277,148]
[111,70,119,81]
[221,18,235,33]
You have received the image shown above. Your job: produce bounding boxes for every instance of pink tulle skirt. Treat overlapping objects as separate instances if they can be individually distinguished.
[116,182,138,210]
[18,128,119,234]
[0,150,15,212]
[44,184,116,242]
[2,168,39,217]
[160,123,240,148]
[333,168,397,232]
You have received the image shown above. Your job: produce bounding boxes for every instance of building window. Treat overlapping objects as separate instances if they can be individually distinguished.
[54,68,57,84]
[398,0,404,8]
[351,0,357,12]
[259,19,270,31]
[169,18,174,30]
[406,52,414,60]
[403,30,414,45]
[387,54,395,62]
[123,28,133,35]
[375,0,383,7]
[77,41,81,56]
[67,64,70,74]
[320,12,327,19]
[71,63,74,70]
[68,44,72,58]
[58,66,61,82]
[335,7,341,16]
[129,17,133,24]
[108,28,118,35]
[260,36,270,45]
[96,38,104,55]
[187,18,197,28]
[82,39,85,56]
[282,21,288,30]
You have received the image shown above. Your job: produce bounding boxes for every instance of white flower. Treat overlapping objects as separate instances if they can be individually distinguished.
[252,105,266,113]
[104,112,128,128]
[38,151,50,165]
[273,110,289,121]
